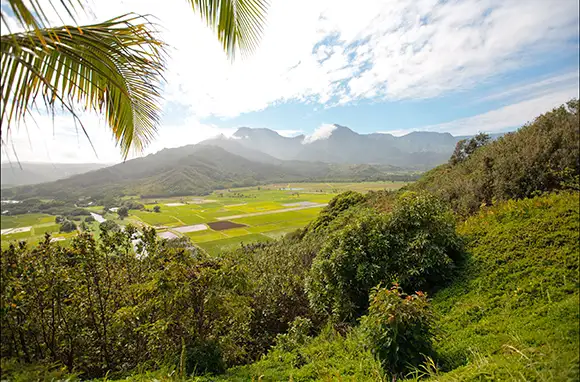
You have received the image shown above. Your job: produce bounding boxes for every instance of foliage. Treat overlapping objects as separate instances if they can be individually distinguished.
[304,190,366,235]
[59,219,77,232]
[1,0,269,159]
[360,284,435,376]
[0,228,252,378]
[306,192,462,322]
[117,206,129,219]
[220,235,322,360]
[99,220,120,232]
[202,325,386,381]
[412,99,580,215]
[449,132,491,165]
[153,205,161,213]
[85,215,95,223]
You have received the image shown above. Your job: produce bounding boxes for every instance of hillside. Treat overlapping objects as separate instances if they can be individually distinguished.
[204,191,579,381]
[0,162,108,188]
[1,146,410,200]
[410,100,579,215]
[1,102,578,382]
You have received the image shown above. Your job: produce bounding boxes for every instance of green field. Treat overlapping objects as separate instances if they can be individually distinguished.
[1,181,408,254]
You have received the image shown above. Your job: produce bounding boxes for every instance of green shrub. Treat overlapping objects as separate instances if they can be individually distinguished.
[84,215,95,223]
[387,191,464,290]
[306,210,392,321]
[306,192,462,322]
[306,191,365,233]
[184,340,225,375]
[59,219,77,233]
[274,317,313,352]
[99,219,120,232]
[360,284,435,377]
[411,99,580,215]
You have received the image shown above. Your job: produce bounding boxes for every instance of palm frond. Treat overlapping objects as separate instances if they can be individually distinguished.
[187,0,270,58]
[3,0,85,33]
[0,14,166,158]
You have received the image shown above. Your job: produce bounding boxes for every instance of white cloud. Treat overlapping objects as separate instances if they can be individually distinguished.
[478,71,580,103]
[11,0,572,119]
[377,129,413,137]
[419,86,579,135]
[303,123,337,144]
[1,0,578,162]
[274,129,304,137]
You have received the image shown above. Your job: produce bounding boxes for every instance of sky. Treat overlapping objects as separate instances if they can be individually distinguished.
[1,0,579,164]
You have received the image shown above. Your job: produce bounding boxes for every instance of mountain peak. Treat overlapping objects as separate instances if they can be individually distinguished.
[233,127,282,139]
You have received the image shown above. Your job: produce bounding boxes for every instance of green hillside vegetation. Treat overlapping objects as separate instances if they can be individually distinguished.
[1,101,578,381]
[411,100,579,216]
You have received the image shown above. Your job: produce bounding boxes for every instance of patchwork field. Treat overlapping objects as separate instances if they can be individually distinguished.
[1,181,409,253]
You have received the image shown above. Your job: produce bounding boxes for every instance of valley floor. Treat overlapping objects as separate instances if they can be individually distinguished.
[1,181,408,254]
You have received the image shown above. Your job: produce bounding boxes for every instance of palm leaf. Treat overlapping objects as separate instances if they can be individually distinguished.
[187,0,270,58]
[0,14,166,158]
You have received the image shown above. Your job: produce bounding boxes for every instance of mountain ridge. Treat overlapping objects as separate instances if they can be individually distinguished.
[202,125,496,167]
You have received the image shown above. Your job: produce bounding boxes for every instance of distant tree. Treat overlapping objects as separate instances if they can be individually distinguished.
[99,220,120,232]
[449,132,491,165]
[153,205,161,213]
[55,216,65,224]
[117,207,129,220]
[59,220,77,233]
[85,216,95,223]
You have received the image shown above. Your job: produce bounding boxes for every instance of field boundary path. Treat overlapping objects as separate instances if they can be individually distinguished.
[216,203,327,221]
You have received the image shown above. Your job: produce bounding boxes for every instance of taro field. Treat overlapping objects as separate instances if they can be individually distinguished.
[1,181,409,254]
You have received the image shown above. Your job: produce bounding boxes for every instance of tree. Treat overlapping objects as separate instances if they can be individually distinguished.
[153,205,161,213]
[449,132,491,165]
[117,207,129,220]
[99,220,120,233]
[59,220,77,233]
[306,191,463,322]
[1,0,269,159]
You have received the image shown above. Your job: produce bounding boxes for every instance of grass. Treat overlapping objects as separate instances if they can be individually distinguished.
[196,191,580,381]
[1,213,54,229]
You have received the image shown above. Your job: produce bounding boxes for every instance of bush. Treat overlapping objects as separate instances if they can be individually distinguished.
[99,220,120,233]
[84,215,95,223]
[412,99,580,215]
[386,191,464,290]
[306,191,365,233]
[306,210,391,321]
[153,205,161,213]
[184,340,225,375]
[117,207,129,219]
[306,192,462,322]
[59,220,77,233]
[274,317,313,352]
[360,284,435,377]
[55,215,65,224]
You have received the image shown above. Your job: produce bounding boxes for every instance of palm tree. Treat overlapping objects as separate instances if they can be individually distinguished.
[1,0,268,159]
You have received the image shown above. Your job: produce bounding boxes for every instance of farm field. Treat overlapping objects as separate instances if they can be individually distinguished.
[1,181,409,254]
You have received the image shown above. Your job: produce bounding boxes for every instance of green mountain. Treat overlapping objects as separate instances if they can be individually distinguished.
[1,145,410,200]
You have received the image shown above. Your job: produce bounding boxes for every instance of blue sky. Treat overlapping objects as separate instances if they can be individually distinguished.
[2,0,579,163]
